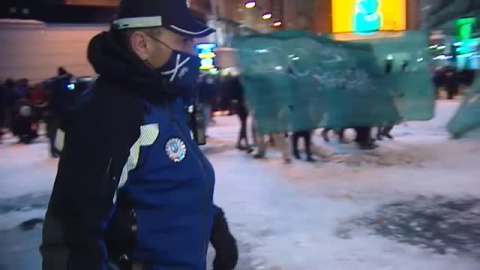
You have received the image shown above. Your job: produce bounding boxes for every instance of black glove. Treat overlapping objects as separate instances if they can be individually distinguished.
[210,208,238,270]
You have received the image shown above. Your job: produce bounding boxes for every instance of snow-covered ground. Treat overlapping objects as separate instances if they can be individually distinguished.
[1,100,480,269]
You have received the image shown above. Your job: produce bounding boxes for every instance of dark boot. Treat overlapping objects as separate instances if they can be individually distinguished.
[358,141,378,150]
[337,129,347,144]
[292,133,301,159]
[321,128,331,142]
[376,127,384,141]
[253,153,265,159]
[236,144,247,151]
[382,126,394,140]
[304,131,315,162]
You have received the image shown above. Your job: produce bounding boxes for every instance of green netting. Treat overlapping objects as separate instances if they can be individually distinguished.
[447,77,480,136]
[357,31,436,121]
[233,30,435,135]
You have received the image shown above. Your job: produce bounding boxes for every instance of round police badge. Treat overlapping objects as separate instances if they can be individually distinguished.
[165,138,187,163]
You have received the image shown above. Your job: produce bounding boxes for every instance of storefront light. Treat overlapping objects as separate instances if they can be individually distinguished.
[272,21,282,27]
[245,1,256,9]
[262,12,272,20]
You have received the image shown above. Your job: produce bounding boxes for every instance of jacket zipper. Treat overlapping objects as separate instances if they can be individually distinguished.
[106,158,113,179]
[166,103,211,265]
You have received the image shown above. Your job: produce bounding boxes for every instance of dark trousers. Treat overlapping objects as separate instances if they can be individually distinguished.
[355,126,372,144]
[237,111,249,147]
[292,131,312,158]
[47,115,61,155]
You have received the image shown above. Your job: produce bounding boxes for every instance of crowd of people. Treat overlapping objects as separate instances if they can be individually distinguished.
[0,67,76,157]
[2,63,473,164]
[6,65,462,165]
[432,66,476,99]
[0,77,45,144]
[195,74,396,165]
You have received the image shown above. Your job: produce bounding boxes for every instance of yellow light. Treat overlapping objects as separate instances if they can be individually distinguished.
[331,0,406,33]
[245,1,256,9]
[199,52,216,59]
[200,66,215,70]
[272,21,282,27]
[262,13,272,20]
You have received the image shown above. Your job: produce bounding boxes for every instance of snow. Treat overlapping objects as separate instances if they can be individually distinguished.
[1,100,480,269]
[0,19,45,25]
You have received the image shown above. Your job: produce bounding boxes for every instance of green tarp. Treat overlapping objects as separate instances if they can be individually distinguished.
[447,77,480,136]
[359,31,436,121]
[233,30,435,134]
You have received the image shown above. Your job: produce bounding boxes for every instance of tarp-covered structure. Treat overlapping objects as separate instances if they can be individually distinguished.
[233,30,435,134]
[447,76,480,136]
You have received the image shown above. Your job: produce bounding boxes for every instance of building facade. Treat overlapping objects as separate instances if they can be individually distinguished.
[0,0,424,78]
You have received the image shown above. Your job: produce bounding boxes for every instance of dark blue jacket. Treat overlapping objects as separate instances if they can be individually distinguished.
[41,31,216,270]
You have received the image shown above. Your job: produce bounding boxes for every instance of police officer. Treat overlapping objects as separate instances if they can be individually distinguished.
[40,1,237,269]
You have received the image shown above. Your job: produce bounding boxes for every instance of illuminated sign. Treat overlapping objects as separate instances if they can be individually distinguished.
[455,18,477,55]
[332,0,406,33]
[195,43,217,71]
[456,18,476,41]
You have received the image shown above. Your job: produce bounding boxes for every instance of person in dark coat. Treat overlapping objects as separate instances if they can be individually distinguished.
[197,74,218,130]
[377,59,396,140]
[14,78,29,100]
[2,79,15,131]
[322,127,377,150]
[445,70,459,100]
[292,130,315,162]
[46,67,73,157]
[230,75,253,152]
[40,1,238,270]
[11,97,38,144]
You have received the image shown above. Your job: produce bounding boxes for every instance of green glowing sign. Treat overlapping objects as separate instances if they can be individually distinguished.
[456,18,476,41]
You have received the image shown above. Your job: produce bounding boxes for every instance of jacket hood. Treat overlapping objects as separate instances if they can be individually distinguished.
[87,31,179,101]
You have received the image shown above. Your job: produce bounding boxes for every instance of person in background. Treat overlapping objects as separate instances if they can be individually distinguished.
[46,67,73,157]
[354,126,377,150]
[321,127,347,144]
[30,83,49,124]
[292,130,315,162]
[197,74,217,134]
[253,121,291,164]
[230,75,253,152]
[11,96,38,144]
[14,78,30,101]
[3,79,15,131]
[445,69,459,100]
[377,59,396,140]
[432,67,446,99]
[321,126,377,149]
